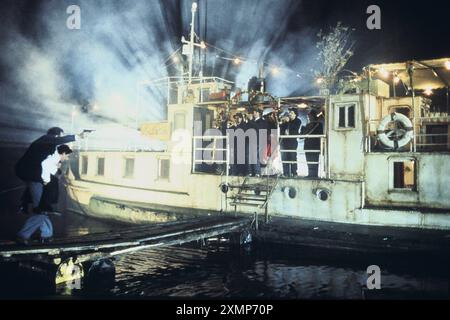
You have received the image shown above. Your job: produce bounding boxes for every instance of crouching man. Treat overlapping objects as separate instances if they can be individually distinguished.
[16,145,73,245]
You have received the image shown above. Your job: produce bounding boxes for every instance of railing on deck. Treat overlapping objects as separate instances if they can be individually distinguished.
[279,135,327,178]
[192,134,327,178]
[192,135,229,176]
[367,117,450,152]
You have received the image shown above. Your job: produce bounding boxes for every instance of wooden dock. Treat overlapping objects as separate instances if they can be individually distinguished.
[0,215,251,266]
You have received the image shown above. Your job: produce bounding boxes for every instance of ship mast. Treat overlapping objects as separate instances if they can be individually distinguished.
[182,2,204,84]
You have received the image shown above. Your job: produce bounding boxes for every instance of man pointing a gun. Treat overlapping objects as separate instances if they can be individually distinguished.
[15,127,89,244]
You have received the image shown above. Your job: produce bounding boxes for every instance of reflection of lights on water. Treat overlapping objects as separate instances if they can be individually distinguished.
[424,88,433,96]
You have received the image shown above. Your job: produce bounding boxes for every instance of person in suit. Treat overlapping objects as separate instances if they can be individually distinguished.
[17,144,73,244]
[301,109,324,178]
[15,127,83,214]
[281,108,302,177]
[248,108,266,176]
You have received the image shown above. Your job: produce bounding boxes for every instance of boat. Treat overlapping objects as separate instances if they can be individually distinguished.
[63,3,450,250]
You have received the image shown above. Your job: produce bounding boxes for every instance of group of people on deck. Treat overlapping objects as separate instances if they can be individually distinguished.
[215,106,324,178]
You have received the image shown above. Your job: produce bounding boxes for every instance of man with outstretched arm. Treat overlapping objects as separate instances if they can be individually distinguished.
[16,144,73,244]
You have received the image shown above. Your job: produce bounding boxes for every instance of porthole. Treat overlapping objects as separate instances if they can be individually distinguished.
[314,188,330,201]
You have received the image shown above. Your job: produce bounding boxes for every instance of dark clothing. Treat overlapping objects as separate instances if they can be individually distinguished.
[230,122,247,176]
[15,134,75,183]
[20,175,60,213]
[248,117,266,175]
[301,121,324,177]
[280,118,302,176]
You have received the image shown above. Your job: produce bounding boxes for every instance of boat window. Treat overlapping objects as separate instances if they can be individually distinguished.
[338,107,346,127]
[81,156,88,175]
[392,160,416,189]
[158,158,170,180]
[97,157,105,176]
[124,158,135,178]
[348,105,355,127]
[174,113,186,130]
[336,103,356,129]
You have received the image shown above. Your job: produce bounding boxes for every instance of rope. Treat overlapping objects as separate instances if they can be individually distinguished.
[0,185,25,195]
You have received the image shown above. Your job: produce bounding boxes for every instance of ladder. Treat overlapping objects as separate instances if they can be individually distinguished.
[228,176,278,224]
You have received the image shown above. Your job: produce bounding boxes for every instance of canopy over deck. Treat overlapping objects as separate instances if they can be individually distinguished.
[369,58,450,90]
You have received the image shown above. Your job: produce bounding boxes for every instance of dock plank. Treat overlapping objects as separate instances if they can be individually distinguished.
[0,215,250,263]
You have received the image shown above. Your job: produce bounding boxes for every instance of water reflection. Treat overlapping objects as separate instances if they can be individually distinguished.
[1,210,449,299]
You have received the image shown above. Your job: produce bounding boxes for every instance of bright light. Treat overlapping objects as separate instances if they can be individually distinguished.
[233,58,241,65]
[393,76,400,84]
[316,77,324,84]
[445,60,450,70]
[92,103,99,111]
[200,41,206,49]
[297,103,308,109]
[172,56,179,63]
[378,68,389,79]
[424,88,433,96]
[271,67,280,76]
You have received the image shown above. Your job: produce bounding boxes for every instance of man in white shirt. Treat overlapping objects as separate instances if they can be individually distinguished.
[17,145,73,245]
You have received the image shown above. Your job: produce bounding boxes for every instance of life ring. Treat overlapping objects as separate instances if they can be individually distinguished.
[377,112,414,150]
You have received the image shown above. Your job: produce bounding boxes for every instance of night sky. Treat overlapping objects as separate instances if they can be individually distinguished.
[0,0,448,142]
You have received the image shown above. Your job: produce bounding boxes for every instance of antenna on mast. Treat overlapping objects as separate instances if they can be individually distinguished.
[181,2,205,84]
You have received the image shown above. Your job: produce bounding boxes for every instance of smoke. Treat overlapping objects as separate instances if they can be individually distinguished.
[0,0,323,144]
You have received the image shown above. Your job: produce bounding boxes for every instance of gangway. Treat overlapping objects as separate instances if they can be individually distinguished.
[0,215,250,284]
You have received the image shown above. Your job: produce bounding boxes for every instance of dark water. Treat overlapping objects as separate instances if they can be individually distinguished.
[0,146,449,299]
[1,210,449,299]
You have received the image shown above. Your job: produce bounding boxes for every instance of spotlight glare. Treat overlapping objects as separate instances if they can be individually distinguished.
[378,68,389,79]
[424,88,433,96]
[271,67,280,75]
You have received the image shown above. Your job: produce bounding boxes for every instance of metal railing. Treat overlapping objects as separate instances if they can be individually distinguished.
[192,135,229,176]
[366,118,450,152]
[279,135,327,178]
[192,134,327,178]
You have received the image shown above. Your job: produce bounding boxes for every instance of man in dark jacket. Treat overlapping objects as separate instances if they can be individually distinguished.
[17,144,73,244]
[15,127,82,214]
[301,110,324,178]
[248,108,266,176]
[281,109,302,177]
